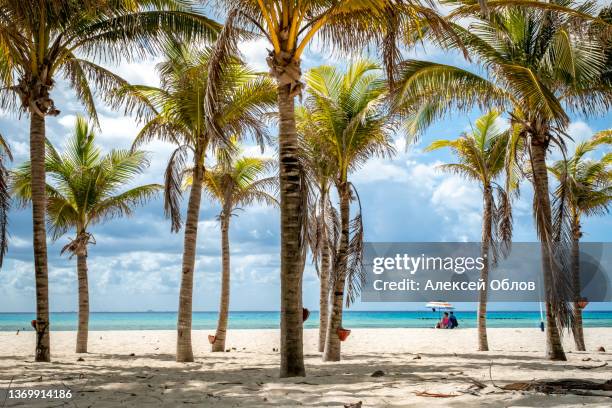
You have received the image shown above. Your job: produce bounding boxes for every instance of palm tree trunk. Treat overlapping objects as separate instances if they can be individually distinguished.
[318,193,330,353]
[571,218,585,351]
[30,112,50,362]
[323,183,349,362]
[530,139,566,361]
[318,233,330,353]
[278,83,306,377]
[176,147,205,362]
[212,213,230,352]
[76,252,89,353]
[478,186,492,352]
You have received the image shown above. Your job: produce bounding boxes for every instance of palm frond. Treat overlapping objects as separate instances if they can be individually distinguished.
[131,115,189,151]
[61,56,130,127]
[501,64,569,127]
[344,183,365,307]
[92,184,162,223]
[0,134,12,267]
[203,8,241,147]
[164,144,192,232]
[65,8,221,65]
[392,60,507,141]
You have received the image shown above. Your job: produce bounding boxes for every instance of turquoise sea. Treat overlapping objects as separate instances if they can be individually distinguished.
[1,311,611,331]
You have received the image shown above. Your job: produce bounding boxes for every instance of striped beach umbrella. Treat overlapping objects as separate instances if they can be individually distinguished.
[425,301,454,311]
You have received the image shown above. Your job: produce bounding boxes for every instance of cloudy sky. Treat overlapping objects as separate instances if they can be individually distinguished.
[0,7,611,313]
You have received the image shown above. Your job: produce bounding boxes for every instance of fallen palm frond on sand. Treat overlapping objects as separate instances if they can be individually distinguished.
[414,391,461,398]
[502,379,612,398]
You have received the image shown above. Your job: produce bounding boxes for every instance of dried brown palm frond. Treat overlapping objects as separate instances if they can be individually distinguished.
[164,145,192,232]
[326,183,366,307]
[307,192,337,277]
[526,135,574,331]
[344,183,366,307]
[0,133,12,267]
[494,185,513,257]
[60,232,96,259]
[298,104,339,280]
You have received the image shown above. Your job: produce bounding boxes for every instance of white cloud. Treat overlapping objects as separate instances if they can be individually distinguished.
[239,38,270,72]
[57,113,76,128]
[0,260,35,293]
[94,115,142,149]
[93,251,182,294]
[431,175,481,214]
[100,58,161,87]
[241,143,275,159]
[429,174,482,240]
[58,113,142,148]
[549,120,594,162]
[233,253,278,284]
[9,141,29,161]
[567,121,594,143]
[407,160,444,192]
[352,158,409,183]
[8,236,30,249]
[351,140,430,185]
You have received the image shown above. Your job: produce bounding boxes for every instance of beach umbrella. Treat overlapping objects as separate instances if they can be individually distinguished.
[425,301,454,311]
[425,301,454,323]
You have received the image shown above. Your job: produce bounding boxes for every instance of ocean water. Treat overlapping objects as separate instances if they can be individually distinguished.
[1,311,611,331]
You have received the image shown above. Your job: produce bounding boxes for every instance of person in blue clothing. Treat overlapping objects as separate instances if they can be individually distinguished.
[448,312,459,329]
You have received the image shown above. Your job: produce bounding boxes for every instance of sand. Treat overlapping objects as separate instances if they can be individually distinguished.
[0,327,610,407]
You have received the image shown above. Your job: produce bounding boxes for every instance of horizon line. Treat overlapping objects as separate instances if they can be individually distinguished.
[2,309,611,314]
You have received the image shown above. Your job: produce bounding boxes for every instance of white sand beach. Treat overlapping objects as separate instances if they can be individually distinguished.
[1,328,611,407]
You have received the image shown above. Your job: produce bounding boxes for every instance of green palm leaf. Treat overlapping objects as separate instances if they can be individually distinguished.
[11,116,160,241]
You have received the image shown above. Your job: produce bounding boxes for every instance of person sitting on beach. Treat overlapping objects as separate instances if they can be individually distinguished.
[435,312,450,329]
[449,312,458,329]
[442,312,450,328]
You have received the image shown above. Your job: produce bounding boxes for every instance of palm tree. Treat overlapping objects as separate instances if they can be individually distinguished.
[300,61,396,362]
[0,134,11,268]
[188,140,277,352]
[116,40,276,362]
[0,0,219,361]
[549,131,611,351]
[596,5,612,85]
[425,111,514,351]
[297,107,337,353]
[211,0,461,377]
[392,0,610,361]
[11,116,160,353]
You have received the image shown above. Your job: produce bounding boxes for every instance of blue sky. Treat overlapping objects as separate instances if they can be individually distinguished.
[0,9,611,313]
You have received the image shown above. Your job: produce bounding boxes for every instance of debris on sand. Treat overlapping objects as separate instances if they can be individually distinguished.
[502,379,612,396]
[414,391,460,398]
